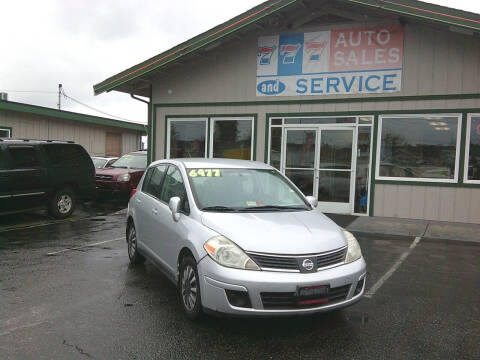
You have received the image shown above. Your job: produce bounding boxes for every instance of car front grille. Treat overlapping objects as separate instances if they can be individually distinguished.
[95,174,114,181]
[260,284,351,310]
[246,247,346,272]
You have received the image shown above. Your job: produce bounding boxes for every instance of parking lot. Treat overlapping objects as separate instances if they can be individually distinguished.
[1,205,479,360]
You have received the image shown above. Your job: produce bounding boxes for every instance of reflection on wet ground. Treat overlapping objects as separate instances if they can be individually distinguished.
[0,208,479,360]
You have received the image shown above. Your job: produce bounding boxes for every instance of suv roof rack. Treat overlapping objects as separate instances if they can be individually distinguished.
[0,138,75,144]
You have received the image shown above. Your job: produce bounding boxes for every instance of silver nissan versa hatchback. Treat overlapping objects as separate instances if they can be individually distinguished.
[126,158,366,319]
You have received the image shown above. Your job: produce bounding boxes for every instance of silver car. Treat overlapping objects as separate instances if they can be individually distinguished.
[126,158,366,319]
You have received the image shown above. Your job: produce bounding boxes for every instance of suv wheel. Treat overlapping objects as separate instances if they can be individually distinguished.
[127,224,145,265]
[179,255,202,320]
[49,188,75,219]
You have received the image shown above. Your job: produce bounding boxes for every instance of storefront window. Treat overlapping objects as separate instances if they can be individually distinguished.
[169,119,206,158]
[212,118,253,160]
[466,116,480,182]
[378,115,460,181]
[354,127,371,214]
[269,127,282,170]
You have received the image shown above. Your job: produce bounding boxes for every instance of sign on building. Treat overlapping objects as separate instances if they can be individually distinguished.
[256,26,403,96]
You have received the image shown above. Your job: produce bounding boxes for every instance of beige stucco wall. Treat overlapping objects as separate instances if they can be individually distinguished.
[0,110,142,156]
[374,184,480,224]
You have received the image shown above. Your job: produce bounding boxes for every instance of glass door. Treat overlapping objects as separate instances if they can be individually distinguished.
[283,127,355,214]
[283,128,317,196]
[316,128,355,213]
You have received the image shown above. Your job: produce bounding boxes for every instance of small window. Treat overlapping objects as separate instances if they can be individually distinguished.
[160,166,189,212]
[143,165,168,198]
[0,128,11,138]
[9,146,40,168]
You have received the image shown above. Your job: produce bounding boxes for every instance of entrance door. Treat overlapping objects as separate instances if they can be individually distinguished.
[283,127,355,214]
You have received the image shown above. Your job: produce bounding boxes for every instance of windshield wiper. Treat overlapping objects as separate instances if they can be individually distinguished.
[201,206,238,212]
[237,205,308,212]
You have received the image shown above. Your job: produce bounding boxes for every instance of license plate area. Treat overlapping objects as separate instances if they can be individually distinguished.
[297,285,329,306]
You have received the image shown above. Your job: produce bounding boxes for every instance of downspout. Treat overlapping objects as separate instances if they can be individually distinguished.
[130,88,152,164]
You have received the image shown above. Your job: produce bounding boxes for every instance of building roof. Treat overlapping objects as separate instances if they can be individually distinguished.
[93,0,480,97]
[0,99,147,133]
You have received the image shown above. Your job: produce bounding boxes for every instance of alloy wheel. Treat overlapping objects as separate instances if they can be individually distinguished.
[181,265,197,311]
[57,195,72,214]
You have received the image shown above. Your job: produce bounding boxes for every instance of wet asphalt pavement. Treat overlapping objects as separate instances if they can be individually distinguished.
[0,206,479,359]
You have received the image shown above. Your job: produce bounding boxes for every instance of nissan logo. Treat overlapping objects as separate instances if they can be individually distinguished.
[302,258,314,271]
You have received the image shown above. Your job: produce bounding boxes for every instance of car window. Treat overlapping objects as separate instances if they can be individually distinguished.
[44,144,90,166]
[160,166,189,213]
[143,165,168,198]
[9,146,40,168]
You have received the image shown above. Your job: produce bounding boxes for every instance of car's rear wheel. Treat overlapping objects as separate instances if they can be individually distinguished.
[49,188,75,219]
[127,224,145,265]
[179,256,202,320]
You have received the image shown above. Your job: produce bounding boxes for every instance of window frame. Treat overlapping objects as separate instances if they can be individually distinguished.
[464,113,480,184]
[0,127,12,138]
[209,117,255,161]
[166,118,208,159]
[375,113,462,183]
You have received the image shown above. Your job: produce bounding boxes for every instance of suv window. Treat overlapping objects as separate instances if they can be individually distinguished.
[9,146,40,168]
[160,166,189,213]
[143,165,168,198]
[43,144,89,166]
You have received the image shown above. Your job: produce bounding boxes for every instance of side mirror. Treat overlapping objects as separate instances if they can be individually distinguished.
[168,196,181,222]
[305,196,318,208]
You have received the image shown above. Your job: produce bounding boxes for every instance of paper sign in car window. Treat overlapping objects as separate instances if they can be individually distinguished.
[188,169,221,177]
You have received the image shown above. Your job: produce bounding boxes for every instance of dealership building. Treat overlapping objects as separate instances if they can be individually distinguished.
[94,0,480,223]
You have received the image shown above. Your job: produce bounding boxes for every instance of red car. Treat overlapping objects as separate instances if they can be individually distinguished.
[95,150,147,196]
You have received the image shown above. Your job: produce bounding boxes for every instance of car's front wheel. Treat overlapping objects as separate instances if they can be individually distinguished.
[127,224,145,265]
[179,255,202,320]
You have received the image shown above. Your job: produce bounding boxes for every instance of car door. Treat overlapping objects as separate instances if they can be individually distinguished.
[134,164,168,257]
[155,165,190,272]
[6,145,48,212]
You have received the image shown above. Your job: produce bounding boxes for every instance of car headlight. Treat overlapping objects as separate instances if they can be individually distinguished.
[343,230,362,264]
[117,173,131,182]
[204,236,260,271]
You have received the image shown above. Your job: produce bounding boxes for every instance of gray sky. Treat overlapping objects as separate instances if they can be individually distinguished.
[1,0,479,125]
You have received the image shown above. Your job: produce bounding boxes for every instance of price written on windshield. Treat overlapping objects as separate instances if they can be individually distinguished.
[188,169,221,177]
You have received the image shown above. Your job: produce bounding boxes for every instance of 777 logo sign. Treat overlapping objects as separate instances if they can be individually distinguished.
[257,46,276,65]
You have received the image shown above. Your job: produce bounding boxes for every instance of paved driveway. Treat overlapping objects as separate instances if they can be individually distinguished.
[0,210,479,359]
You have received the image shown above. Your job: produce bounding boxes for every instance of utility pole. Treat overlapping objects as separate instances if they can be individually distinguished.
[57,84,62,110]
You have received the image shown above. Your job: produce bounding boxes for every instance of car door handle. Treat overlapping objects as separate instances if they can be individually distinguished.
[136,198,141,203]
[152,208,158,215]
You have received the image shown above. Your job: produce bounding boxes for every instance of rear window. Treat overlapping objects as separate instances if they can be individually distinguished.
[44,144,90,166]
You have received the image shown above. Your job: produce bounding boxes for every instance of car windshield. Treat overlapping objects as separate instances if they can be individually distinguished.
[187,168,309,211]
[111,154,147,169]
[92,158,106,168]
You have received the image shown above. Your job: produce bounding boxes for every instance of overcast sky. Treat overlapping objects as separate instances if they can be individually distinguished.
[1,0,479,125]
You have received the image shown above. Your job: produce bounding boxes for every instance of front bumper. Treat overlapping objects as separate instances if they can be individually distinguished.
[198,255,366,316]
[95,180,131,194]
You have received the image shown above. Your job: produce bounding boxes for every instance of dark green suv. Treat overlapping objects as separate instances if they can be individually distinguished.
[0,139,95,218]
